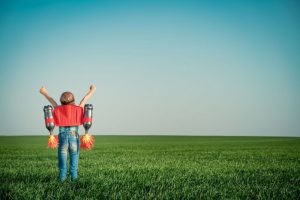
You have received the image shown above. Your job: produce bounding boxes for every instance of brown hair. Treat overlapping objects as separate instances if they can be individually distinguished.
[60,92,75,105]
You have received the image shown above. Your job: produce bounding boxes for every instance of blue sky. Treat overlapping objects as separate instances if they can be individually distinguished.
[0,0,299,136]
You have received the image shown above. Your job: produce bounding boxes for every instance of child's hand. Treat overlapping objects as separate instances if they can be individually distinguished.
[40,86,47,95]
[39,86,58,107]
[90,85,96,92]
[80,85,96,107]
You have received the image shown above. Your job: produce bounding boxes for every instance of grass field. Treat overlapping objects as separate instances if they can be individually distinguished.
[0,136,299,199]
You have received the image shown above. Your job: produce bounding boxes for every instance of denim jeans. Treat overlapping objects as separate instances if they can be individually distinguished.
[58,126,79,182]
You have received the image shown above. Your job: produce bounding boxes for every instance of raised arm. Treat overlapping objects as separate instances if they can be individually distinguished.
[79,85,96,108]
[39,86,58,108]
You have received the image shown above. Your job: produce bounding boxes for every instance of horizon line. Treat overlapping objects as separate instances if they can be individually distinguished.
[0,134,299,138]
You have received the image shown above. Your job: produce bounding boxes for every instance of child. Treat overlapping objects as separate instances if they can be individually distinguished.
[39,85,96,182]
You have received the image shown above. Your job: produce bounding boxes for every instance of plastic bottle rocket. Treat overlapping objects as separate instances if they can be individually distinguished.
[43,105,55,135]
[83,104,93,134]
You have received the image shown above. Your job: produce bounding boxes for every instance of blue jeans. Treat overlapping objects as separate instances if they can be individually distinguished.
[58,126,79,182]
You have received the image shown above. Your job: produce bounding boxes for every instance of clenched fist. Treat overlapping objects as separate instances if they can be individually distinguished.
[90,85,96,91]
[40,86,47,95]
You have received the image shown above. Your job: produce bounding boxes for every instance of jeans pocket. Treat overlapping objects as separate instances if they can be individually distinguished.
[69,131,78,137]
[59,133,66,141]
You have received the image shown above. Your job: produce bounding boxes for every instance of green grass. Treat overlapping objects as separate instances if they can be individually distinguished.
[0,136,299,199]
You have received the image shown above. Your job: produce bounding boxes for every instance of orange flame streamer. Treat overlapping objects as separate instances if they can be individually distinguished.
[80,134,95,150]
[48,135,59,149]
